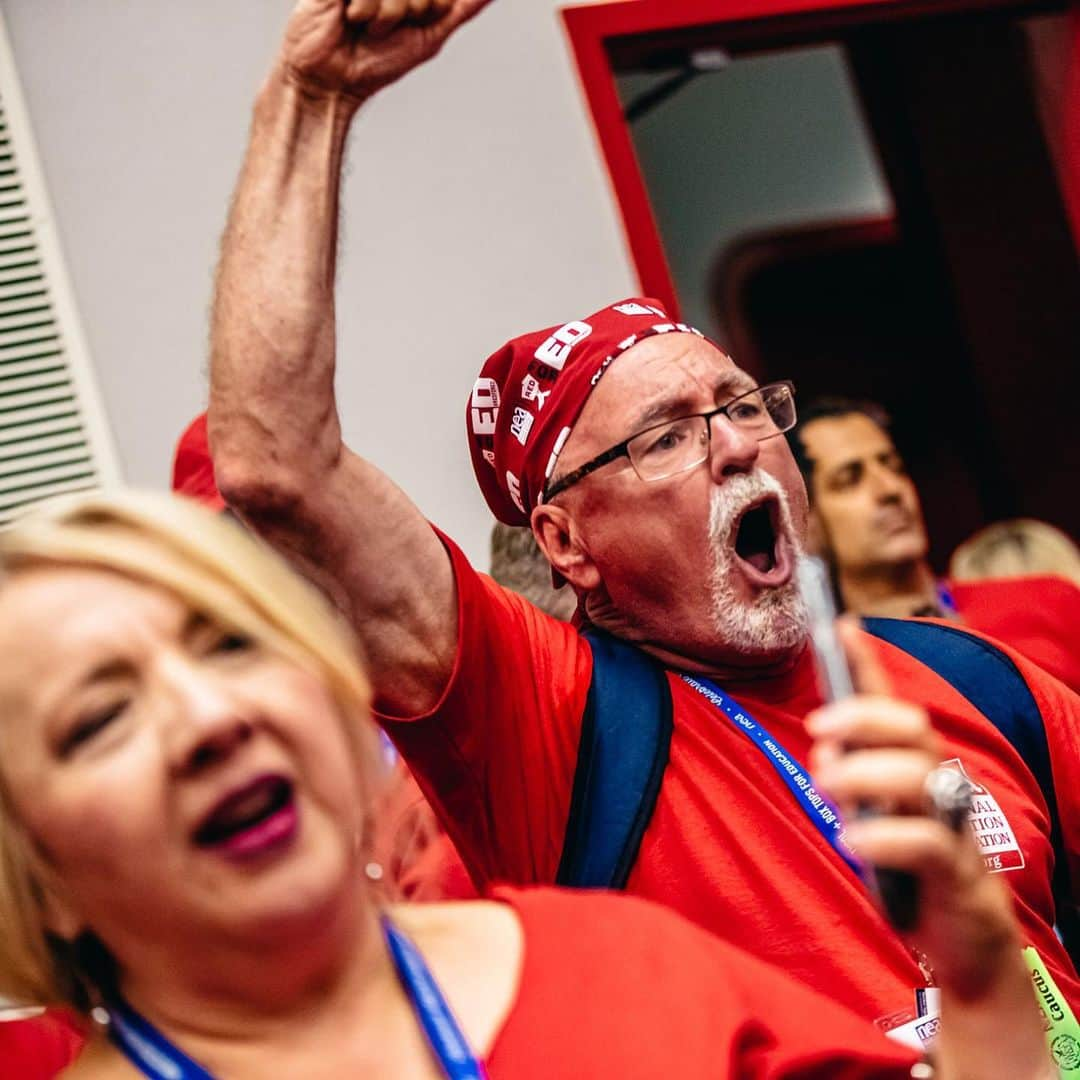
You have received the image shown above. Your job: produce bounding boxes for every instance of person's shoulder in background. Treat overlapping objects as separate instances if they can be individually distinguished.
[950,573,1080,695]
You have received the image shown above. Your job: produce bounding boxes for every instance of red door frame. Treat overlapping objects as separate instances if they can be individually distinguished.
[560,0,1080,318]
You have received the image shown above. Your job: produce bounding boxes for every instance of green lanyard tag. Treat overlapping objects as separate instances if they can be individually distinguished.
[1024,947,1080,1074]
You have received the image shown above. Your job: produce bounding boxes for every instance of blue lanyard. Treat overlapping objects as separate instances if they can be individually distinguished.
[105,917,487,1080]
[382,916,488,1080]
[105,1000,213,1080]
[681,674,867,882]
[935,581,958,618]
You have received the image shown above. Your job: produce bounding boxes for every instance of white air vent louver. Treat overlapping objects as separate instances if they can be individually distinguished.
[0,12,120,524]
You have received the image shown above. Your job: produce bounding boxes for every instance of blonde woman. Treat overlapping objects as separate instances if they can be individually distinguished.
[0,491,1052,1078]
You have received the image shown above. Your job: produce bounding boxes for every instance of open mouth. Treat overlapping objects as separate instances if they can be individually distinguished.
[734,500,778,572]
[194,775,297,857]
[730,497,791,586]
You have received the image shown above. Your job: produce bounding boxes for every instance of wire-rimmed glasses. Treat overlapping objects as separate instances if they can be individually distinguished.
[543,381,796,501]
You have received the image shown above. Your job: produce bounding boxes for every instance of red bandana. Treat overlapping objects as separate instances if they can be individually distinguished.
[467,298,705,525]
[171,412,225,510]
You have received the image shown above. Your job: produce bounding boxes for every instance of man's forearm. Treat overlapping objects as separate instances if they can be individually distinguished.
[209,68,364,501]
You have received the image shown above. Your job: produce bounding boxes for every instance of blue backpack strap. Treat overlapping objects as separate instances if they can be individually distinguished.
[862,617,1080,963]
[556,629,673,889]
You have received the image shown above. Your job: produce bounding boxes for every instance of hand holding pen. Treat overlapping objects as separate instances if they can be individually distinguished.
[798,556,972,931]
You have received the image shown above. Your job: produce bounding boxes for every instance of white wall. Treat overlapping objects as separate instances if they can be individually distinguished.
[0,0,636,566]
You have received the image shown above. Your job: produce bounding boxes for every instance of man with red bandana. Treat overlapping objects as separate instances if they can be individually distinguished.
[207,0,1080,1042]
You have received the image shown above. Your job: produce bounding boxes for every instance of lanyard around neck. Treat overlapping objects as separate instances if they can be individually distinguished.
[105,917,487,1080]
[382,916,488,1080]
[681,674,867,882]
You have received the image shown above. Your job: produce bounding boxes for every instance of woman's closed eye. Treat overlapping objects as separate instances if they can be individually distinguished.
[210,630,253,655]
[59,701,128,757]
[188,614,255,659]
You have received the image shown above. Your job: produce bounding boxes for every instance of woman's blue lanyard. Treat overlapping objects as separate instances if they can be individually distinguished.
[681,674,868,882]
[105,917,487,1080]
[381,916,488,1080]
[935,581,959,618]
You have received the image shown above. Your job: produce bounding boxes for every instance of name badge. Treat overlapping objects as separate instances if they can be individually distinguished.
[884,1010,941,1052]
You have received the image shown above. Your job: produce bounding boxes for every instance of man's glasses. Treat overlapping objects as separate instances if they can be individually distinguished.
[543,381,796,501]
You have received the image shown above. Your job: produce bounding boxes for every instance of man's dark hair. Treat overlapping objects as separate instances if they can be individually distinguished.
[785,396,892,484]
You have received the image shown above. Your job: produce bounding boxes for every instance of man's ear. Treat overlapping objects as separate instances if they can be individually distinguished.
[531,503,601,593]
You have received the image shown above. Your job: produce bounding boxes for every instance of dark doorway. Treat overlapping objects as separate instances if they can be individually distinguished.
[611,3,1080,567]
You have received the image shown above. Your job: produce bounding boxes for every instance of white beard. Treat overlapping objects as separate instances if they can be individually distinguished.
[707,471,809,656]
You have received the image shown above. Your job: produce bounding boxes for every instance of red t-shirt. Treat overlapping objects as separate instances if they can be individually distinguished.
[950,575,1080,696]
[58,888,916,1078]
[371,757,476,901]
[0,1010,84,1078]
[487,887,917,1078]
[381,534,1080,1027]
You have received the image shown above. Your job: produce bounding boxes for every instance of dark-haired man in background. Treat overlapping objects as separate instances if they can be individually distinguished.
[789,397,1080,693]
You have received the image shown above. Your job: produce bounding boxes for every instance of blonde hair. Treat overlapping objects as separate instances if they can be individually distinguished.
[0,488,381,1010]
[949,518,1080,589]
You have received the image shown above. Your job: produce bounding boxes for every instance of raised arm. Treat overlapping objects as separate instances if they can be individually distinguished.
[209,0,489,715]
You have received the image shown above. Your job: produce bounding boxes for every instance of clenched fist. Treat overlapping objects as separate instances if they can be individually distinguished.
[279,0,493,101]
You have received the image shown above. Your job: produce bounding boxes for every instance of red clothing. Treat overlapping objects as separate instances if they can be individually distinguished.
[371,758,476,901]
[0,1011,84,1078]
[487,887,917,1078]
[381,533,1080,1027]
[950,574,1080,696]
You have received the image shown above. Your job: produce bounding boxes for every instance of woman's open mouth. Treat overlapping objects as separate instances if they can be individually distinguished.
[193,774,298,860]
[730,498,793,587]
